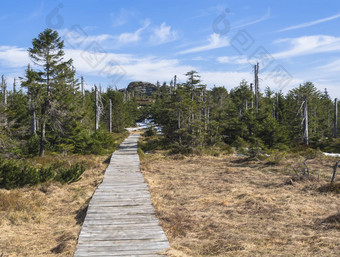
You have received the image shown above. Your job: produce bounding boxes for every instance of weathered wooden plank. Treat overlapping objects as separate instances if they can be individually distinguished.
[74,134,169,257]
[75,242,170,252]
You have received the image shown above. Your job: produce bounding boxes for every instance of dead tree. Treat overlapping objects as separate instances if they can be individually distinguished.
[95,85,99,132]
[2,75,7,105]
[26,65,37,135]
[254,63,259,112]
[13,78,16,94]
[334,98,338,138]
[276,93,279,120]
[174,75,177,90]
[303,98,309,145]
[250,83,254,108]
[81,76,85,98]
[203,88,208,130]
[109,99,112,133]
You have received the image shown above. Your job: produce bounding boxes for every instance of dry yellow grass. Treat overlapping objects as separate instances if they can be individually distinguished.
[0,154,109,257]
[141,152,340,256]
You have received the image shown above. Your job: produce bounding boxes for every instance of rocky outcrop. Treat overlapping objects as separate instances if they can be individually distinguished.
[126,81,157,97]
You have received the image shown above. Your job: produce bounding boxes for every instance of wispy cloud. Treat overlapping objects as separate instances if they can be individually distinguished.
[217,55,248,64]
[233,7,271,29]
[178,33,229,55]
[111,8,136,27]
[149,22,178,45]
[60,21,150,49]
[60,28,113,47]
[117,20,150,44]
[278,12,340,32]
[318,59,340,73]
[273,35,340,59]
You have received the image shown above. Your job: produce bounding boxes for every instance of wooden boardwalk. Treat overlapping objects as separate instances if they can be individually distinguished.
[74,134,169,256]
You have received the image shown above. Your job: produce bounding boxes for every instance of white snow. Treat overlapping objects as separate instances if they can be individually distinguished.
[323,152,340,157]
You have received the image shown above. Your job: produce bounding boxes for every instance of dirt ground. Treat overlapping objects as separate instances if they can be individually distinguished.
[0,154,109,257]
[141,152,340,257]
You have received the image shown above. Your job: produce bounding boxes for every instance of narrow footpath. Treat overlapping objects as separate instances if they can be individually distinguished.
[74,134,169,256]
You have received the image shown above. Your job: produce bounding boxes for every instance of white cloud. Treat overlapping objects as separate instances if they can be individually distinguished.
[178,33,229,55]
[217,55,248,64]
[60,28,113,48]
[149,22,178,45]
[278,13,340,32]
[116,20,150,44]
[233,7,271,29]
[0,43,336,97]
[318,59,340,72]
[60,21,151,49]
[0,46,30,67]
[273,35,340,59]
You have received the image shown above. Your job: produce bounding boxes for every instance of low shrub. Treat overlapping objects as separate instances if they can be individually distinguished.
[144,126,157,137]
[0,157,85,189]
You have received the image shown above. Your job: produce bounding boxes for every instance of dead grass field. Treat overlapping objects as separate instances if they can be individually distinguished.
[141,152,340,256]
[0,154,109,257]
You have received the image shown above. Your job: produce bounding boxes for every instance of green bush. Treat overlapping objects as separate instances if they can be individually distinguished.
[0,157,85,189]
[231,136,248,151]
[266,149,287,165]
[169,144,193,155]
[54,163,85,184]
[144,126,157,137]
[27,133,40,157]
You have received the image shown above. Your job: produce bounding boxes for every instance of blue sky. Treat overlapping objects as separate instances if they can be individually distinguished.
[1,0,340,99]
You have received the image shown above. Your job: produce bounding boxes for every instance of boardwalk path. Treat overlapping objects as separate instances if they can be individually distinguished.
[74,134,169,256]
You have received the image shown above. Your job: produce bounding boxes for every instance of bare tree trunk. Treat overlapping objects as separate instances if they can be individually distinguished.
[303,98,309,145]
[276,93,279,120]
[254,63,259,112]
[174,75,177,90]
[204,89,208,130]
[250,83,254,108]
[30,110,36,135]
[334,98,338,138]
[39,93,47,157]
[81,76,85,98]
[39,120,45,157]
[2,75,7,105]
[13,78,16,94]
[109,99,112,133]
[95,85,99,132]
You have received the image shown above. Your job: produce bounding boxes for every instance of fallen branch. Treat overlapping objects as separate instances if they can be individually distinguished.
[331,161,339,184]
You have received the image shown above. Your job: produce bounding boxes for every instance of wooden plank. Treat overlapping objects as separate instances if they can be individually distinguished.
[74,134,169,257]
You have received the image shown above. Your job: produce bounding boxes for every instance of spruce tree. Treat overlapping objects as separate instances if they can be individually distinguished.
[28,28,78,157]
